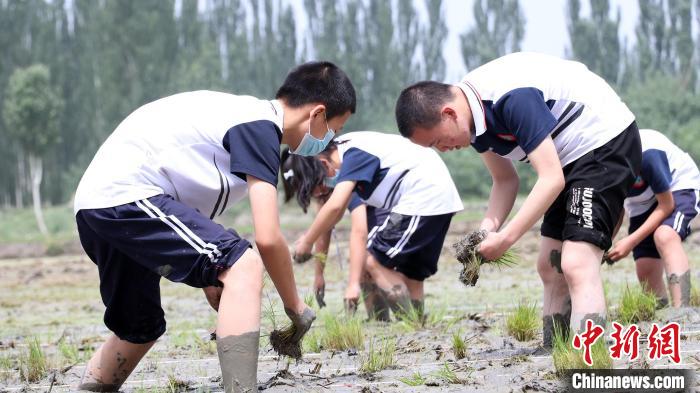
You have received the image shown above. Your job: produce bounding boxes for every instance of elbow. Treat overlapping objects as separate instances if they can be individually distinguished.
[255,232,282,251]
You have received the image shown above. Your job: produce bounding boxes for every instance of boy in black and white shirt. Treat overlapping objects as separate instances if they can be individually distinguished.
[396,52,642,349]
[608,129,700,308]
[74,62,355,392]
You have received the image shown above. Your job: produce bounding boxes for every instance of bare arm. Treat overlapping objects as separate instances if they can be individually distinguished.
[296,181,356,254]
[346,204,368,297]
[479,151,520,232]
[247,176,303,313]
[608,191,675,261]
[479,137,565,260]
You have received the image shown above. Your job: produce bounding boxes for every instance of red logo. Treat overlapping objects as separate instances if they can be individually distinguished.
[648,322,681,363]
[572,319,605,366]
[609,322,641,361]
[632,175,646,189]
[496,133,517,142]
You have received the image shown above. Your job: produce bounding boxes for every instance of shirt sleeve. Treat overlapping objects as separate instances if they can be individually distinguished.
[641,149,672,193]
[224,120,282,186]
[493,87,558,154]
[336,147,381,186]
[347,192,365,212]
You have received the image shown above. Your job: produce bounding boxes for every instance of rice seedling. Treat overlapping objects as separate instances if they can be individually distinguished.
[396,304,446,331]
[399,371,426,386]
[304,291,316,309]
[617,284,657,324]
[453,230,518,286]
[690,281,700,307]
[269,308,315,360]
[506,301,540,341]
[193,333,216,356]
[166,373,191,392]
[0,354,14,382]
[452,330,467,360]
[58,337,81,365]
[319,313,363,351]
[431,362,463,384]
[19,337,47,382]
[359,337,396,373]
[552,330,611,376]
[302,328,322,353]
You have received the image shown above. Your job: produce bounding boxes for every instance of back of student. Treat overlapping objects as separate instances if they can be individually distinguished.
[75,91,283,218]
[625,128,700,218]
[334,131,463,216]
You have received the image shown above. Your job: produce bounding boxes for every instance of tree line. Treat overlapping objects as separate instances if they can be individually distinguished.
[1,0,699,216]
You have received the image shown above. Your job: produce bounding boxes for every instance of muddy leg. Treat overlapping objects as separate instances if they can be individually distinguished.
[360,274,391,321]
[635,257,668,308]
[561,240,607,334]
[654,225,691,307]
[536,237,570,348]
[365,254,411,317]
[78,335,155,392]
[405,277,425,319]
[216,250,263,393]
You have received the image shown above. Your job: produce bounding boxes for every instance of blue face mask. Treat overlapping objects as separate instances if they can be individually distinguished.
[291,114,335,156]
[323,171,339,188]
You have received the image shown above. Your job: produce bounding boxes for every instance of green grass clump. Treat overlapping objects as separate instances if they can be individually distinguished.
[359,338,396,373]
[58,337,81,365]
[452,330,467,360]
[690,283,700,307]
[320,313,363,351]
[395,303,446,332]
[302,328,322,353]
[431,362,465,384]
[399,371,426,386]
[617,285,657,324]
[19,337,47,382]
[506,301,540,341]
[552,331,611,376]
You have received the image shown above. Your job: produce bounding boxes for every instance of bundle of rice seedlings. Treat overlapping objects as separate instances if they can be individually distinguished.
[616,284,657,324]
[506,301,540,342]
[270,325,304,359]
[269,308,316,360]
[453,230,518,286]
[552,330,611,376]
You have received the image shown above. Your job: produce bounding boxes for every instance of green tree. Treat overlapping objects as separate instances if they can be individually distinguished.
[460,0,525,71]
[423,0,448,81]
[3,65,63,235]
[566,0,622,83]
[633,0,695,86]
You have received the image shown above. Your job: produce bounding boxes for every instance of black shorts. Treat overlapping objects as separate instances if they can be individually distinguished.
[365,206,453,281]
[630,189,700,259]
[541,122,642,250]
[76,194,251,343]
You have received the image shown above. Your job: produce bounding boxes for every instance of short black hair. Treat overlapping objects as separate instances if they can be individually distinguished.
[276,61,356,119]
[395,81,455,137]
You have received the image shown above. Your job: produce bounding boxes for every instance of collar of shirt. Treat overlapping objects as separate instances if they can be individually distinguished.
[456,81,487,142]
[269,99,285,132]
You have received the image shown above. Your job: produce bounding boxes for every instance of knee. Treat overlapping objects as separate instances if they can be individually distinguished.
[653,225,680,249]
[537,252,562,285]
[561,256,595,286]
[635,260,656,280]
[219,250,264,293]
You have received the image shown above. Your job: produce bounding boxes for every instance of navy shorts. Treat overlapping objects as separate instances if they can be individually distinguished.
[541,122,642,250]
[366,206,453,281]
[630,189,700,260]
[76,194,251,343]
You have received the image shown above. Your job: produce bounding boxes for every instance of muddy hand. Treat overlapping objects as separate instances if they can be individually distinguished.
[293,237,314,263]
[344,298,358,315]
[315,285,326,308]
[284,306,316,342]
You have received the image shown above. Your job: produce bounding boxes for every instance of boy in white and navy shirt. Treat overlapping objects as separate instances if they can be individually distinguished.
[293,131,463,317]
[608,129,700,308]
[396,52,642,349]
[74,62,355,392]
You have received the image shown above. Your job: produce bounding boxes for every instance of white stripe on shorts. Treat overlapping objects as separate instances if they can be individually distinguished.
[387,216,420,258]
[136,199,221,262]
[367,214,391,248]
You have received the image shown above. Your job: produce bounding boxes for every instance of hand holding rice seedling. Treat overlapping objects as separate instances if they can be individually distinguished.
[453,229,518,287]
[269,306,316,359]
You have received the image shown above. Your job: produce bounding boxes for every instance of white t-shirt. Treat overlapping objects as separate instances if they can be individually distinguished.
[461,52,635,167]
[334,131,463,216]
[74,91,284,218]
[625,129,700,217]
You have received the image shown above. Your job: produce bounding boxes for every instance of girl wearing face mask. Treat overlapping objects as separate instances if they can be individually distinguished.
[292,131,464,319]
